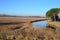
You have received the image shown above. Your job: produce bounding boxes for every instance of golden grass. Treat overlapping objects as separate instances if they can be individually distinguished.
[0,17,59,40]
[47,21,60,27]
[0,25,59,40]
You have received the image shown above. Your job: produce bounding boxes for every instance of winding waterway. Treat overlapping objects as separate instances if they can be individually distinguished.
[32,21,47,27]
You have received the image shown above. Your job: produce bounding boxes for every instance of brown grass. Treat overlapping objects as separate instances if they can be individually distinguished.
[0,25,59,40]
[0,17,59,40]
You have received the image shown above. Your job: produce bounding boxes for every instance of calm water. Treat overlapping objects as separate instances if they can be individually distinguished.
[32,21,47,27]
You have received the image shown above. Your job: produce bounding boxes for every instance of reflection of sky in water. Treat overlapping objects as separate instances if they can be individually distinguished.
[32,21,46,27]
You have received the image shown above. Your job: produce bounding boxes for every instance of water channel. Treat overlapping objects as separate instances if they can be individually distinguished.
[32,21,47,27]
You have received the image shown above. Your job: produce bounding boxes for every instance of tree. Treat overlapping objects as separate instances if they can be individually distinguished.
[46,8,60,18]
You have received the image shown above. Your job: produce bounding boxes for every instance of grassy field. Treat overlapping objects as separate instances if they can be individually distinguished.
[0,17,60,40]
[0,24,59,40]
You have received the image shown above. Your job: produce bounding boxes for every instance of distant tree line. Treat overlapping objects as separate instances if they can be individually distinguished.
[0,14,44,18]
[0,14,18,17]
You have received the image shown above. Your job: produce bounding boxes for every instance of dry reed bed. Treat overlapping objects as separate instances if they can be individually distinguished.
[0,25,59,40]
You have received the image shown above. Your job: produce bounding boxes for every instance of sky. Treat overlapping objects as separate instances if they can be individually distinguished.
[0,0,60,16]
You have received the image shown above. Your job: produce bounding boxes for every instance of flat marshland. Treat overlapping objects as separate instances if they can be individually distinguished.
[0,17,59,40]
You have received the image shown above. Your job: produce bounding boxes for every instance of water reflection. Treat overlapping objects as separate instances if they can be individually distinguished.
[32,21,47,27]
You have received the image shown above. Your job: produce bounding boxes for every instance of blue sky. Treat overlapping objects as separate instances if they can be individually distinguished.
[0,0,60,16]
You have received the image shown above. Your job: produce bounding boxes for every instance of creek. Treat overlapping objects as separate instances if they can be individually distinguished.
[32,21,47,27]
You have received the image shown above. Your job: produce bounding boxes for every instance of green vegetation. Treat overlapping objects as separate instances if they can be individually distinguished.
[46,8,60,18]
